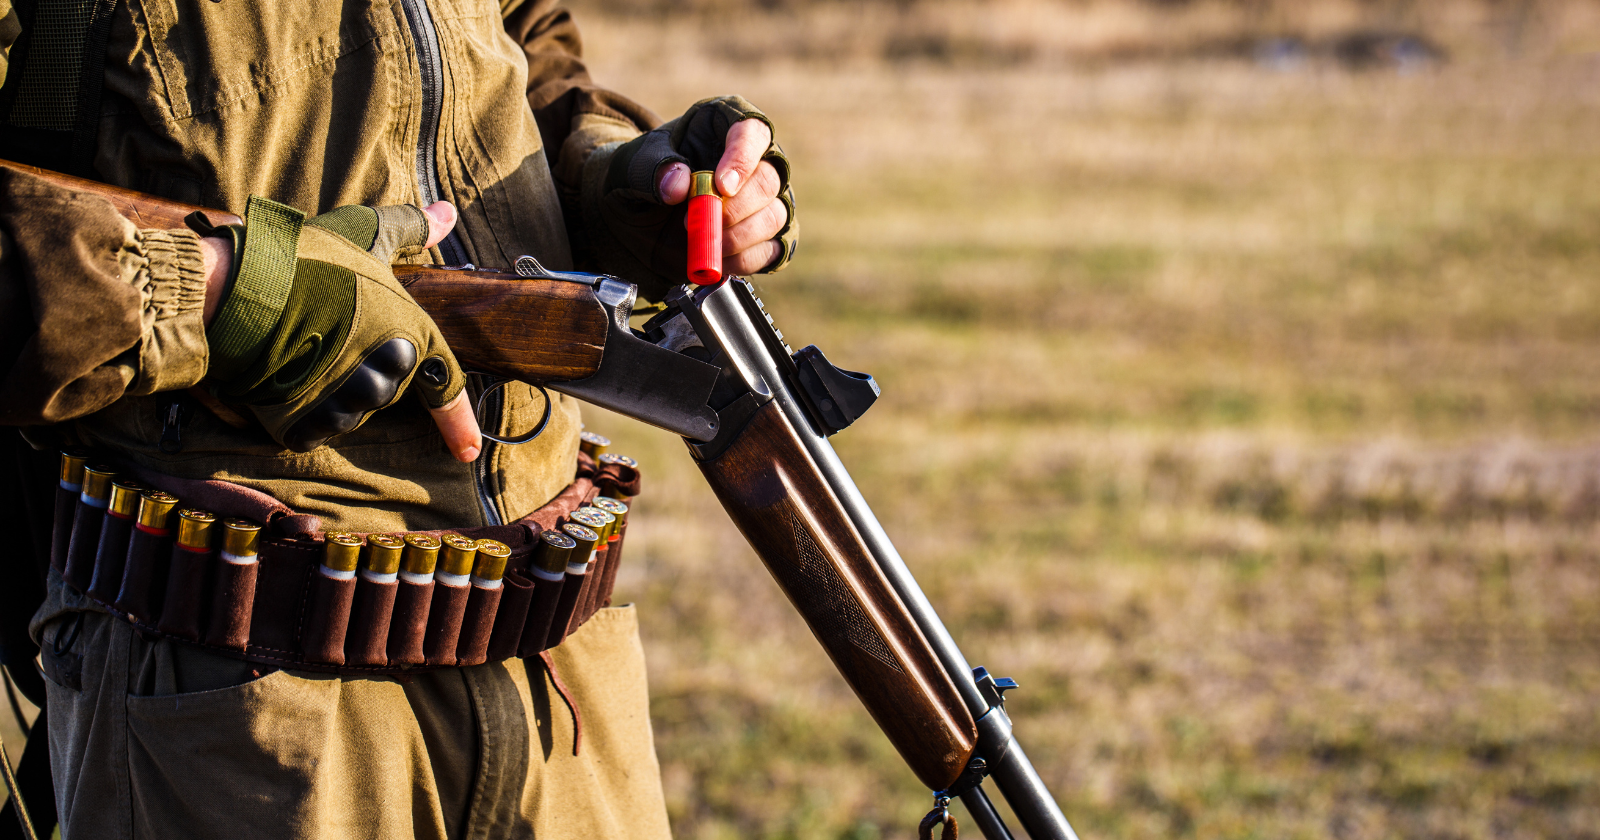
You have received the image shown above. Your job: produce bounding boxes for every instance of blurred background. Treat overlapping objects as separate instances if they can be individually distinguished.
[576,0,1600,837]
[4,1,1596,838]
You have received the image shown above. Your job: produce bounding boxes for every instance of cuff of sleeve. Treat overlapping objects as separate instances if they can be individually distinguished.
[556,113,646,193]
[207,196,304,382]
[580,140,643,279]
[129,228,210,395]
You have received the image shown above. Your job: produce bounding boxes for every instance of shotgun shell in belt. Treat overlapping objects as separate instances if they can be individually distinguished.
[533,530,577,576]
[576,506,615,542]
[596,454,637,502]
[578,431,610,459]
[81,465,117,507]
[401,534,441,575]
[570,507,608,531]
[322,532,363,574]
[108,480,147,519]
[472,539,511,583]
[560,523,599,556]
[364,534,404,575]
[137,491,180,533]
[593,497,628,527]
[221,518,262,562]
[175,509,217,550]
[58,448,92,490]
[439,534,478,578]
[686,170,723,285]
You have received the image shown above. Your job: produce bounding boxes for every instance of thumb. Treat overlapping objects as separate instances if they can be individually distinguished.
[428,390,482,462]
[657,162,691,206]
[422,201,457,250]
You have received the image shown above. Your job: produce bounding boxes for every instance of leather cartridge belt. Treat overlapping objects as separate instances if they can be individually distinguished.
[47,450,641,675]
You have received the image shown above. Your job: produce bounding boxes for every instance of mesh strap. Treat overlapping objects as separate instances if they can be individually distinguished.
[8,0,98,131]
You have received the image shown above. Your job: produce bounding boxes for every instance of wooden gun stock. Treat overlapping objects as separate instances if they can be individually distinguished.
[0,158,607,385]
[0,159,243,229]
[394,266,606,383]
[696,399,979,791]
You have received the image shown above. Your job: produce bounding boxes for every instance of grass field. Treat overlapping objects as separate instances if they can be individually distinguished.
[574,1,1600,837]
[4,2,1597,838]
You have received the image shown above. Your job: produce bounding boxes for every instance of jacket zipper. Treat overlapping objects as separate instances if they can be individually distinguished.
[397,0,467,267]
[400,0,501,525]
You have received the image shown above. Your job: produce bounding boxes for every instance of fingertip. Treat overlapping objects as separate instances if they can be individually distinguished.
[658,163,690,205]
[716,119,770,197]
[422,201,458,249]
[429,390,481,461]
[449,426,481,462]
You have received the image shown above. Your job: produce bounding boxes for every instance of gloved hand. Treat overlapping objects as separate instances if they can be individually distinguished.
[587,95,797,299]
[196,197,475,456]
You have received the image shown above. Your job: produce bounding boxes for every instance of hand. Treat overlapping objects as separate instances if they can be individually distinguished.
[655,119,788,276]
[198,200,482,462]
[594,95,797,299]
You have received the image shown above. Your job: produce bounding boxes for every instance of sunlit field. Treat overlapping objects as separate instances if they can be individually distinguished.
[4,2,1598,838]
[576,1,1600,837]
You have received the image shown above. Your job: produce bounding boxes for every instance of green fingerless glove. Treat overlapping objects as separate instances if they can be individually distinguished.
[199,197,465,453]
[585,95,798,301]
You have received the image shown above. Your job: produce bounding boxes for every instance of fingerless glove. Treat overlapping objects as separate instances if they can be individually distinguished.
[199,198,465,452]
[584,95,798,301]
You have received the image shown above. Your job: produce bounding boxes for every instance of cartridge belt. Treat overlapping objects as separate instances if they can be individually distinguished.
[48,450,642,676]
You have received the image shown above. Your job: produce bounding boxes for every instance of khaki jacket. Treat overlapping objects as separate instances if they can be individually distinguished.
[0,0,657,530]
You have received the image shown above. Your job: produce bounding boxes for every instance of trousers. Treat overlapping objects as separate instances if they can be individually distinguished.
[33,576,673,839]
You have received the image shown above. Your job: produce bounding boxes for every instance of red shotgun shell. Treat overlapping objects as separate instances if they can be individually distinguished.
[686,170,723,285]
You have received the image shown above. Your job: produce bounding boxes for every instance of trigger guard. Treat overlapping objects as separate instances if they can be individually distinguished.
[474,378,553,445]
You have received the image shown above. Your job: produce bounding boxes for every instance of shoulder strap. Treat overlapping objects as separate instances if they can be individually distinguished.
[0,0,119,177]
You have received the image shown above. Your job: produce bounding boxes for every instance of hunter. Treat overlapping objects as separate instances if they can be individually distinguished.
[0,0,796,836]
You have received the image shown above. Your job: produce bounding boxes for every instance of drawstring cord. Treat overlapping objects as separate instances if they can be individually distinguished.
[537,651,584,756]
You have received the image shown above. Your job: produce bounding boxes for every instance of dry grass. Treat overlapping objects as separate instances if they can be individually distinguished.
[8,2,1600,837]
[0,680,40,822]
[573,0,1600,837]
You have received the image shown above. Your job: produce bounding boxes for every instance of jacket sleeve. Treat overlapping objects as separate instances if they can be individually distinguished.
[0,0,18,89]
[501,0,660,268]
[0,168,209,426]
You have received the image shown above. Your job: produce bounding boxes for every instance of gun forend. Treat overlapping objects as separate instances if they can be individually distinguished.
[697,396,980,790]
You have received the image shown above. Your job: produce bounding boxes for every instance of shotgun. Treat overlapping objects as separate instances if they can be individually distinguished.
[1,160,1081,840]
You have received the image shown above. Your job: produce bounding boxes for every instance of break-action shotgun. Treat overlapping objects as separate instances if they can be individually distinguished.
[0,159,1081,840]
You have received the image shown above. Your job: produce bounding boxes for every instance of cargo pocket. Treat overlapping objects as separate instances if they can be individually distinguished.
[527,605,672,840]
[125,670,449,840]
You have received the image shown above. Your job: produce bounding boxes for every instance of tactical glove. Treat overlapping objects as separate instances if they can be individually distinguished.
[197,197,465,452]
[587,95,797,298]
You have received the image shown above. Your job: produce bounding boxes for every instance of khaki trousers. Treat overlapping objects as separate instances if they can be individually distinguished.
[34,578,673,839]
